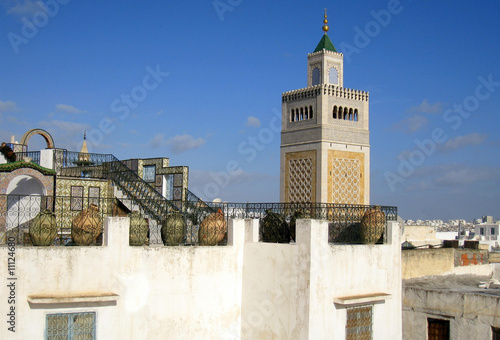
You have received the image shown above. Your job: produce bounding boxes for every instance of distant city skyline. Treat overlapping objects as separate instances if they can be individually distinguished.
[1,1,499,221]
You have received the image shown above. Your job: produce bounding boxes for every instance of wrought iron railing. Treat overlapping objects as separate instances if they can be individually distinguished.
[13,151,40,164]
[195,202,397,244]
[0,194,397,246]
[0,194,228,247]
[53,150,181,219]
[3,149,398,245]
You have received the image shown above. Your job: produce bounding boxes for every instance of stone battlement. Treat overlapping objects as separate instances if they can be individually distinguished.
[282,84,369,103]
[307,49,344,58]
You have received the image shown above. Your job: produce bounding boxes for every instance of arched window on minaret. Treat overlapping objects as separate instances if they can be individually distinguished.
[344,107,348,120]
[305,106,309,120]
[338,106,343,119]
[354,109,358,121]
[333,106,337,119]
[329,67,338,85]
[300,107,304,121]
[349,108,353,121]
[312,67,320,86]
[309,106,313,119]
[291,109,295,122]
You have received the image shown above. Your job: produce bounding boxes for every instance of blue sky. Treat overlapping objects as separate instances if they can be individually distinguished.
[1,0,499,221]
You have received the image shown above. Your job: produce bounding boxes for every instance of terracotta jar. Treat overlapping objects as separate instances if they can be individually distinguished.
[30,210,57,246]
[261,210,290,243]
[199,209,226,246]
[360,206,386,244]
[129,211,149,246]
[161,212,186,246]
[71,203,103,246]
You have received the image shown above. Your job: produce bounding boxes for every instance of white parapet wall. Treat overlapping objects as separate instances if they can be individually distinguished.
[241,219,402,340]
[0,217,246,340]
[0,217,402,340]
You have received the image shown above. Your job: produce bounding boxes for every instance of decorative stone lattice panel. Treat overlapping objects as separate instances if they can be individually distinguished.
[88,186,100,206]
[331,158,360,204]
[70,186,84,211]
[327,150,365,205]
[288,158,313,202]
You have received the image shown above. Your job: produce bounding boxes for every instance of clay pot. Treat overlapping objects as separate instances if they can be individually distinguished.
[261,210,290,243]
[199,209,226,245]
[29,210,57,246]
[71,204,103,246]
[360,206,386,244]
[129,211,149,246]
[161,212,186,246]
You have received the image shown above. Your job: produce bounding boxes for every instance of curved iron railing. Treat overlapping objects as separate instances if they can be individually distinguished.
[13,151,40,164]
[198,202,397,244]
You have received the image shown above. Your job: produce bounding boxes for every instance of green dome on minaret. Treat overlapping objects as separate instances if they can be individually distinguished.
[313,9,337,53]
[313,34,337,53]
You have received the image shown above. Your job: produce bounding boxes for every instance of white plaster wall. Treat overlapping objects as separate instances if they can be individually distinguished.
[1,218,402,340]
[0,218,245,340]
[436,231,458,240]
[241,220,402,340]
[316,221,401,340]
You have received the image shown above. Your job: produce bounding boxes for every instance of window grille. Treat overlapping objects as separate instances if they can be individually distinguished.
[493,326,500,340]
[70,186,84,211]
[46,312,96,340]
[88,187,100,207]
[143,165,156,183]
[346,305,372,340]
[427,318,450,340]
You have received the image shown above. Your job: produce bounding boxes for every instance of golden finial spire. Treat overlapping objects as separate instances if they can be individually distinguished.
[322,8,329,34]
[83,130,86,140]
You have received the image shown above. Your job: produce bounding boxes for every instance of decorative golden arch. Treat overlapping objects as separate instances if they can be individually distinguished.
[20,128,55,149]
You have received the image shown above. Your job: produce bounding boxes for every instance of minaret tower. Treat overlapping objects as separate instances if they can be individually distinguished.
[280,10,370,204]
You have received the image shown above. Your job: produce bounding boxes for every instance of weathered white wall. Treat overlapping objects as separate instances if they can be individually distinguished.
[403,286,500,340]
[241,220,402,340]
[403,225,439,247]
[1,218,402,340]
[0,218,245,340]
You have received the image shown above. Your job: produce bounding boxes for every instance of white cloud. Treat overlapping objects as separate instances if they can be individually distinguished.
[39,119,89,134]
[38,120,90,150]
[246,116,261,128]
[6,115,26,125]
[401,163,500,190]
[432,166,500,187]
[408,99,444,114]
[439,133,488,152]
[56,104,86,114]
[7,0,45,17]
[391,114,428,133]
[148,133,206,153]
[148,133,167,148]
[166,134,206,153]
[0,100,18,113]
